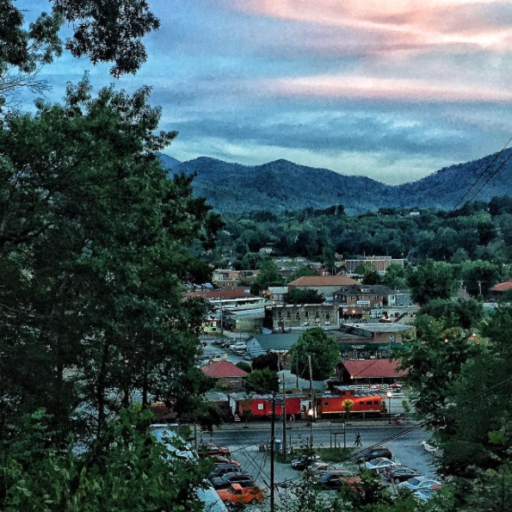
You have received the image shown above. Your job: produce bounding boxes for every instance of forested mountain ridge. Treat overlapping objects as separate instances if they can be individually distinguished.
[159,149,512,214]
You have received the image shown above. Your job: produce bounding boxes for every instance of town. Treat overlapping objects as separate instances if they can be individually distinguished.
[2,2,512,512]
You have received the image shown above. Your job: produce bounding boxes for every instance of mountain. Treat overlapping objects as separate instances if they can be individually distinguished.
[158,149,512,214]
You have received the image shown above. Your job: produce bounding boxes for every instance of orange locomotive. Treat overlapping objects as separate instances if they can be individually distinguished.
[318,386,383,417]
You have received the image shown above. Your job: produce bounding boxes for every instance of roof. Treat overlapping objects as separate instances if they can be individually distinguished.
[187,288,256,300]
[492,280,512,292]
[248,333,301,351]
[201,360,248,378]
[268,286,288,294]
[351,323,414,334]
[288,276,360,287]
[341,359,408,379]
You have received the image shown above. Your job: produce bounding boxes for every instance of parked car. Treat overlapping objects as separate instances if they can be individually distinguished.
[353,447,393,463]
[314,472,362,491]
[216,483,265,505]
[365,458,401,473]
[291,455,321,471]
[382,466,422,484]
[208,464,241,480]
[243,354,253,361]
[211,473,255,490]
[414,486,442,502]
[398,476,442,492]
[199,443,231,458]
[213,339,225,345]
[211,455,241,467]
[308,462,343,474]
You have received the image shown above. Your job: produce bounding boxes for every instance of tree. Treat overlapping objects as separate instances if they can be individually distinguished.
[354,263,382,285]
[1,0,159,85]
[245,368,279,393]
[407,260,456,305]
[290,266,316,281]
[236,361,252,373]
[289,328,340,381]
[284,289,325,304]
[252,352,279,372]
[0,79,223,443]
[419,298,483,329]
[381,264,408,290]
[0,407,208,512]
[250,260,284,295]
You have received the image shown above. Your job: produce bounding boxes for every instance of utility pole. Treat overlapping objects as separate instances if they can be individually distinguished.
[282,375,287,462]
[220,307,224,336]
[270,393,276,512]
[478,280,483,296]
[308,355,314,448]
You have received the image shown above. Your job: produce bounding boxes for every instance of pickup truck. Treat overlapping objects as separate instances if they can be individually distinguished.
[216,483,264,505]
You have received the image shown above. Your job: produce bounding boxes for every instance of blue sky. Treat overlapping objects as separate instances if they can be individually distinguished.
[17,0,512,184]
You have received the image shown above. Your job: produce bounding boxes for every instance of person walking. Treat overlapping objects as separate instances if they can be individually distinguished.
[354,432,362,447]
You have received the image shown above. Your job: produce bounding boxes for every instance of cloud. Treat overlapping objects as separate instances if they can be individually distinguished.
[266,75,512,104]
[223,0,512,53]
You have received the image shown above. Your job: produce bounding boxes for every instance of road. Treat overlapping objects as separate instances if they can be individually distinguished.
[201,421,436,478]
[200,422,436,511]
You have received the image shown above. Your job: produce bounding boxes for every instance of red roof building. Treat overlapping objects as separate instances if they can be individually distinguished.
[492,280,512,293]
[201,360,248,390]
[337,359,408,385]
[288,275,360,297]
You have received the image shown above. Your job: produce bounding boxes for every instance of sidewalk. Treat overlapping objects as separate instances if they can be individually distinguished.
[212,418,419,432]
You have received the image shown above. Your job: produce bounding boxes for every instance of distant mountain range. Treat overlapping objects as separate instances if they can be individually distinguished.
[159,149,512,215]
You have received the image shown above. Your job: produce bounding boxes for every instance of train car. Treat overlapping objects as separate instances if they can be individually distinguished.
[318,386,382,417]
[235,394,302,420]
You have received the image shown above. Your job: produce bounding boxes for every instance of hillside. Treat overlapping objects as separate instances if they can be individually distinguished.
[159,149,512,214]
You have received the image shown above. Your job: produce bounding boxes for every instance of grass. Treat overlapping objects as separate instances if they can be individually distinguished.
[276,447,354,464]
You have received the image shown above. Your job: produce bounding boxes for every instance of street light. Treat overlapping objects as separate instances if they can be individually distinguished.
[386,390,392,425]
[307,408,314,448]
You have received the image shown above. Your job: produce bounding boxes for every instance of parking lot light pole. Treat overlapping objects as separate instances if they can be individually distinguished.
[308,408,314,448]
[387,390,392,424]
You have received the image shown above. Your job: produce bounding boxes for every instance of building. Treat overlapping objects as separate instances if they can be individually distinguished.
[266,286,289,304]
[200,360,248,389]
[265,303,340,330]
[345,256,405,275]
[491,280,512,297]
[186,288,267,311]
[246,333,301,358]
[222,308,265,333]
[334,284,390,312]
[336,359,408,385]
[212,269,259,290]
[288,275,360,298]
[387,290,414,307]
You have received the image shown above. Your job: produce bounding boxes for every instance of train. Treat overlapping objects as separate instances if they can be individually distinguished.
[226,386,384,421]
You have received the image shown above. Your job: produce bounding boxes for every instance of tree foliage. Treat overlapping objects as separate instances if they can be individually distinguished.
[284,288,325,304]
[245,368,279,393]
[290,328,340,381]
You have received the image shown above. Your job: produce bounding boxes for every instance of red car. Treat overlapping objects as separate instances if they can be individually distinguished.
[198,443,231,458]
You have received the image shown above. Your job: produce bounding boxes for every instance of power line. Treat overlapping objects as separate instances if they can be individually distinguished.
[451,136,512,212]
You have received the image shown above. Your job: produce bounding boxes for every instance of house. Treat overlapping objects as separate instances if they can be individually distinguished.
[334,284,391,312]
[265,286,289,304]
[201,360,248,390]
[265,303,340,330]
[246,333,301,358]
[344,256,405,276]
[336,359,408,385]
[288,275,360,298]
[491,280,512,297]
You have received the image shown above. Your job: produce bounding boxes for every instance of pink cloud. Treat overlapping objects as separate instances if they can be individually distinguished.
[225,0,512,52]
[266,75,512,103]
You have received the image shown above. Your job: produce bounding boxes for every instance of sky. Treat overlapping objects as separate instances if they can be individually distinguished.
[17,0,512,184]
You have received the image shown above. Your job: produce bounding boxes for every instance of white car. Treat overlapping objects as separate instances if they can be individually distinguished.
[398,476,441,491]
[364,458,401,473]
